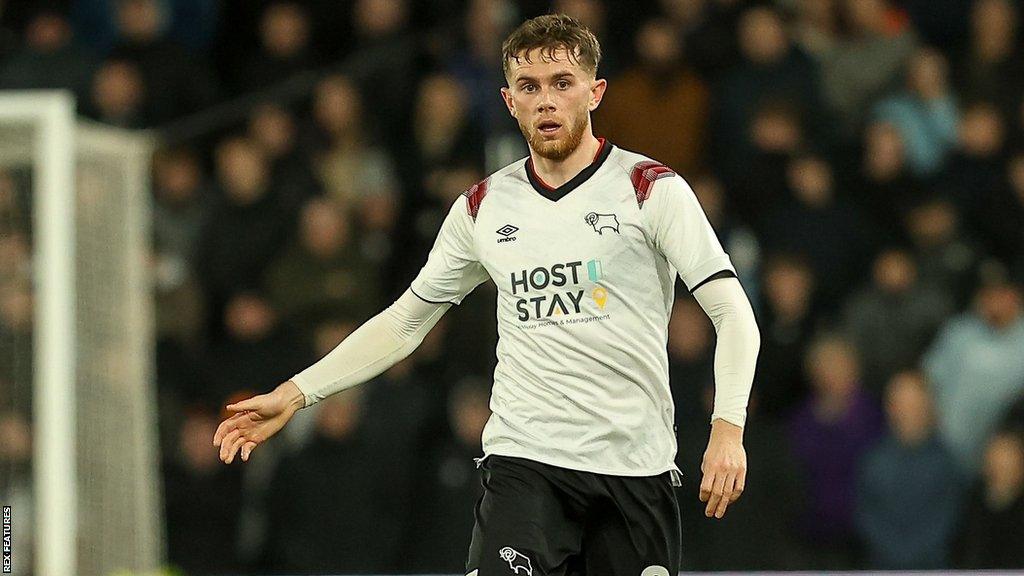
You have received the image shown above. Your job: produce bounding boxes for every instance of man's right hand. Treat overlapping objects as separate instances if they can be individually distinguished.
[212,380,305,463]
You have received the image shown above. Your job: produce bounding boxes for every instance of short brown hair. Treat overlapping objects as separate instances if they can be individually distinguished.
[501,14,601,81]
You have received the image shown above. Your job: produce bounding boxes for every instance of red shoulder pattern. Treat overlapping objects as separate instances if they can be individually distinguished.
[630,161,675,208]
[462,179,488,220]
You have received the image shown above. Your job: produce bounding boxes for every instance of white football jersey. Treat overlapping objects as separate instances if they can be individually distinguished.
[411,141,735,476]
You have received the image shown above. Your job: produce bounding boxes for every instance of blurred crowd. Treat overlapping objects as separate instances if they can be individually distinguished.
[1,0,1024,573]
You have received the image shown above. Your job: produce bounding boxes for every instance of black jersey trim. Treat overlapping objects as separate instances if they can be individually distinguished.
[688,269,738,293]
[410,287,459,306]
[525,139,614,202]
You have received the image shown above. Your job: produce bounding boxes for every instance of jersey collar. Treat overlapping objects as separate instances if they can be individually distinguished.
[525,138,613,202]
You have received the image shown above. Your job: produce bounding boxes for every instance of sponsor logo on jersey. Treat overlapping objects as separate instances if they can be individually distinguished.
[499,547,532,576]
[584,212,619,234]
[496,224,519,243]
[510,260,612,321]
[510,261,585,321]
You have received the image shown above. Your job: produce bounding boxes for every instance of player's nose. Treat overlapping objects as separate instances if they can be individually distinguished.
[536,88,556,112]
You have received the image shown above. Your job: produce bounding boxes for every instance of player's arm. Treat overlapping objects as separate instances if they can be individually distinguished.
[692,276,759,518]
[214,194,487,463]
[643,173,760,519]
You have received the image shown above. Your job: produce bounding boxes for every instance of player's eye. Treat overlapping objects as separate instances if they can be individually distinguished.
[556,80,570,89]
[522,84,537,93]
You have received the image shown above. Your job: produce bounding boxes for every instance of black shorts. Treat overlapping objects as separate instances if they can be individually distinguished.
[466,455,681,576]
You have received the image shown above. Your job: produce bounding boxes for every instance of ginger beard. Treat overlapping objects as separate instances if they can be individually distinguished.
[516,95,590,161]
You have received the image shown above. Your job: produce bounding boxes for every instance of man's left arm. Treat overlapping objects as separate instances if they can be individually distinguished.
[692,277,760,518]
[643,173,760,519]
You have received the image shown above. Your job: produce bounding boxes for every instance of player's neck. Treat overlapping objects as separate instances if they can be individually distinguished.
[529,133,602,189]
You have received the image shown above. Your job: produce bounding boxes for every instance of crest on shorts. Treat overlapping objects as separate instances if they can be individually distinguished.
[499,546,533,576]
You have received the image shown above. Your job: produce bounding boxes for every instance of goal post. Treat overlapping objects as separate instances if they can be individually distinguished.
[0,91,162,576]
[0,91,77,576]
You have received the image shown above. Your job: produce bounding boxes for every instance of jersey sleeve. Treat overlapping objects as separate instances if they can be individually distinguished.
[409,195,489,305]
[642,174,735,291]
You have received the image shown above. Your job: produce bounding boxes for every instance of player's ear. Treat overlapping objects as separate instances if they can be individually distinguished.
[500,86,516,117]
[588,78,607,112]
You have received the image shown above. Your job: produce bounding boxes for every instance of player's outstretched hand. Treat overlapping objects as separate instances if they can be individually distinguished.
[212,380,305,464]
[699,419,747,519]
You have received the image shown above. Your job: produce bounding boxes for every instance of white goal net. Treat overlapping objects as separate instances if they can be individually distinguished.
[0,91,162,576]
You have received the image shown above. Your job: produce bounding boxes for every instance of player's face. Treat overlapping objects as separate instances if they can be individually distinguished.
[501,47,606,161]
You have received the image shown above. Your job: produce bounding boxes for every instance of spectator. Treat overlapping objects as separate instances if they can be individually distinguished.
[263,388,404,572]
[247,103,320,211]
[904,198,982,308]
[0,282,33,408]
[819,0,917,138]
[596,18,709,175]
[954,0,1024,117]
[924,273,1024,475]
[86,59,148,128]
[153,147,210,281]
[842,248,953,393]
[658,0,743,81]
[755,254,817,421]
[311,74,400,248]
[729,102,804,223]
[758,154,875,306]
[263,199,381,331]
[789,334,884,569]
[713,6,826,181]
[955,429,1024,568]
[151,147,210,346]
[873,47,959,177]
[199,293,313,408]
[974,150,1024,267]
[345,0,419,141]
[677,381,805,571]
[403,378,489,572]
[690,175,760,296]
[851,121,926,242]
[395,72,486,200]
[0,173,30,284]
[234,2,315,93]
[0,170,27,238]
[855,371,961,569]
[552,0,620,78]
[667,297,716,435]
[0,8,95,101]
[447,0,518,143]
[195,136,294,334]
[109,0,218,123]
[941,102,1008,238]
[787,0,839,59]
[163,406,244,574]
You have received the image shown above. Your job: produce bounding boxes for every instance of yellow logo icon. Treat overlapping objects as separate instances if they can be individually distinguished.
[592,287,608,310]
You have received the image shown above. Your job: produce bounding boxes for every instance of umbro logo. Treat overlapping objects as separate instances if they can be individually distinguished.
[497,224,518,243]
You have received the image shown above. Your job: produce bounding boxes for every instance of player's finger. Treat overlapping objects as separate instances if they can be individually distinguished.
[699,465,715,502]
[219,429,241,462]
[241,441,257,462]
[732,466,747,503]
[705,470,727,517]
[226,396,263,414]
[715,471,736,518]
[225,435,246,464]
[213,412,247,446]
